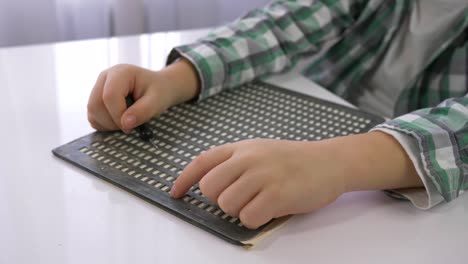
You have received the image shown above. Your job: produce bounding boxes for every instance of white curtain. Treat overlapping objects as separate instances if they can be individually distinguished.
[0,0,270,47]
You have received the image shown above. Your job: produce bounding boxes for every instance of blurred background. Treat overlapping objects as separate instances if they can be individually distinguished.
[0,0,270,47]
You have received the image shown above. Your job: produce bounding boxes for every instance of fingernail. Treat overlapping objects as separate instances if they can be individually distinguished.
[124,115,136,129]
[170,185,178,197]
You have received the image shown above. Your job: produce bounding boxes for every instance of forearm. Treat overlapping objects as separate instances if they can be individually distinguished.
[325,132,423,193]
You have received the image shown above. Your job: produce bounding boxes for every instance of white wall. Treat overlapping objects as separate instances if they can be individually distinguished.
[0,0,58,47]
[0,0,271,47]
[55,0,111,42]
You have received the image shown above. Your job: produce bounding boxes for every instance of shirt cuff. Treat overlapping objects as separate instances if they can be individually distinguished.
[371,127,445,209]
[167,42,227,101]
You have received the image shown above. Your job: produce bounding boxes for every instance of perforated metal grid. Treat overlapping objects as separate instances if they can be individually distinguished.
[52,82,384,245]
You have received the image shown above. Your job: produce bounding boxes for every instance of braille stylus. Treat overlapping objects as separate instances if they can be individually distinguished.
[125,95,158,149]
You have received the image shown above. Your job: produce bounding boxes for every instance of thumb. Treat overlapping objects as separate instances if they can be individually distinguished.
[120,94,163,133]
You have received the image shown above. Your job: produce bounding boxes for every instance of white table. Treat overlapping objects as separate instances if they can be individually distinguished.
[1,29,466,264]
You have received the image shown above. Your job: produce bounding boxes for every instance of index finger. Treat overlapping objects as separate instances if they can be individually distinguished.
[102,69,134,131]
[170,144,233,198]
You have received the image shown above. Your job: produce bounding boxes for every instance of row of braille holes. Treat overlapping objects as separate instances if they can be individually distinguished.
[300,125,346,138]
[101,131,187,169]
[182,195,242,227]
[151,168,179,183]
[95,141,157,171]
[149,153,188,168]
[122,123,197,160]
[257,88,300,107]
[116,143,136,155]
[310,115,346,131]
[154,120,194,141]
[152,130,200,160]
[200,101,234,116]
[131,169,171,193]
[245,94,323,123]
[169,113,224,144]
[154,181,171,193]
[247,86,352,121]
[216,95,259,113]
[307,120,341,132]
[290,122,339,137]
[238,91,278,107]
[299,123,339,139]
[237,89,286,107]
[90,142,108,153]
[124,139,154,161]
[326,120,360,135]
[208,96,247,114]
[160,118,192,136]
[115,132,132,140]
[174,115,200,127]
[312,106,371,125]
[102,134,114,142]
[244,126,283,139]
[82,147,129,170]
[208,98,277,130]
[158,115,208,144]
[213,112,287,139]
[96,143,179,188]
[233,92,292,120]
[247,85,293,101]
[196,105,250,131]
[234,112,308,139]
[256,85,296,100]
[179,106,251,137]
[172,106,190,118]
[193,130,226,145]
[199,124,238,144]
[106,138,124,148]
[218,96,301,128]
[158,113,228,147]
[134,146,187,172]
[148,158,179,175]
[178,129,214,149]
[184,104,231,124]
[305,111,367,133]
[102,131,124,143]
[165,110,253,143]
[173,107,206,122]
[100,145,121,157]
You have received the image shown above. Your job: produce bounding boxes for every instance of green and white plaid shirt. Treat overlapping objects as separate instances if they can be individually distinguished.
[167,0,468,208]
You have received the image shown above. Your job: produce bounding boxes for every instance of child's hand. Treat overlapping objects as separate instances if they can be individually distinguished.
[171,138,347,229]
[87,59,199,133]
[170,132,423,229]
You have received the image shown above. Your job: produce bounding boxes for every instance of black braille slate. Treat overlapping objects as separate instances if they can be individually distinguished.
[52,82,384,246]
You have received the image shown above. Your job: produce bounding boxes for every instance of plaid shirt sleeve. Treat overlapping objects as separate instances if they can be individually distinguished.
[374,95,468,208]
[372,37,468,207]
[167,0,373,100]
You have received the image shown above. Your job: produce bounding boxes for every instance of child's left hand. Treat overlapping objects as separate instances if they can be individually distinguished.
[170,138,347,229]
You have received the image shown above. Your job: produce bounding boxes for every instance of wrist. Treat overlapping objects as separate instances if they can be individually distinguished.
[301,140,348,197]
[160,58,200,105]
[331,132,422,193]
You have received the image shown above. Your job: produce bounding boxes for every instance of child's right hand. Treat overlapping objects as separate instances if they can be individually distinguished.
[87,59,199,133]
